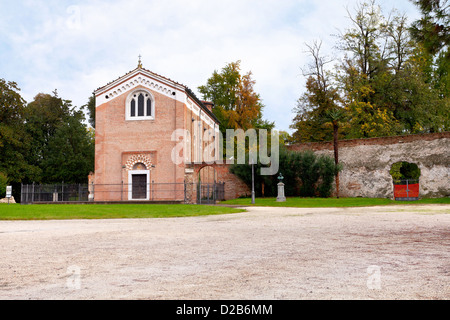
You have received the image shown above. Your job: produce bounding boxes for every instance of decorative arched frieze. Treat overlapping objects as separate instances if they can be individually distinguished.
[125,154,153,171]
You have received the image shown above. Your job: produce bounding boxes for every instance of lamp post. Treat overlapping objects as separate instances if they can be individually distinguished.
[251,156,255,204]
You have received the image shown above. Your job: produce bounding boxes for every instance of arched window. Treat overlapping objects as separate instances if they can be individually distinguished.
[126,90,154,120]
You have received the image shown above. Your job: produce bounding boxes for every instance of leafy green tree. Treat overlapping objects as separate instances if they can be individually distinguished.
[24,90,94,184]
[40,108,94,183]
[410,0,449,98]
[24,91,72,180]
[84,94,96,129]
[335,0,448,136]
[0,79,40,186]
[410,0,449,56]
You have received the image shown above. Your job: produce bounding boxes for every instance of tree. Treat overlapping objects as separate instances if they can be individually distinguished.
[290,41,343,143]
[291,0,449,146]
[324,108,346,198]
[339,1,389,80]
[40,108,94,183]
[24,90,94,183]
[199,61,274,160]
[24,90,72,179]
[336,0,448,136]
[410,0,449,56]
[290,41,345,196]
[0,79,40,186]
[198,60,273,133]
[410,0,449,97]
[84,94,96,129]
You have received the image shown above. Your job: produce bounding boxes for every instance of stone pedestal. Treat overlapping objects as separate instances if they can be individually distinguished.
[0,196,15,204]
[276,182,286,202]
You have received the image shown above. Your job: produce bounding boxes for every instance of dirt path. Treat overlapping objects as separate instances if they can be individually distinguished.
[0,205,449,300]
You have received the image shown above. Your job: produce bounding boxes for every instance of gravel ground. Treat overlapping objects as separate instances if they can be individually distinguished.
[0,204,449,300]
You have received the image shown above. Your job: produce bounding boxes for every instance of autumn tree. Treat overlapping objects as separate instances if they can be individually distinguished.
[335,0,448,136]
[199,60,274,160]
[198,60,273,133]
[290,41,344,196]
[291,41,344,143]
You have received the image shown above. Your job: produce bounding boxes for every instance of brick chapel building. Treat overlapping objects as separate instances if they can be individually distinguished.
[90,60,222,202]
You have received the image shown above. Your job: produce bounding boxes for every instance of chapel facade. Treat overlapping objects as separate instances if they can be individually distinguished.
[90,61,221,202]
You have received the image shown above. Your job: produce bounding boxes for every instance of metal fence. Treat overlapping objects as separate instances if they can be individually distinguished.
[21,182,225,205]
[196,182,225,204]
[21,183,90,204]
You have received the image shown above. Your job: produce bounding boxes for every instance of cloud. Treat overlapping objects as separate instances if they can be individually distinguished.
[0,0,421,132]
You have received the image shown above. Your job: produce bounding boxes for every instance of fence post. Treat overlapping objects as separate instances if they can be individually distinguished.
[207,183,210,204]
[406,179,409,198]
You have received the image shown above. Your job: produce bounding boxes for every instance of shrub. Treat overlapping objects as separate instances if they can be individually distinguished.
[317,155,341,198]
[297,150,320,197]
[390,162,421,181]
[230,147,341,198]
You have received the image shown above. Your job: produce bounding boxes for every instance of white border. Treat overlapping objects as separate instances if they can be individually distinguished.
[95,69,185,106]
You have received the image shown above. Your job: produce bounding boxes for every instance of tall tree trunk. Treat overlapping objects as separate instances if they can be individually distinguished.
[333,121,340,198]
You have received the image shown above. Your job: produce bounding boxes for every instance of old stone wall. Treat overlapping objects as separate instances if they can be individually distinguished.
[288,132,450,198]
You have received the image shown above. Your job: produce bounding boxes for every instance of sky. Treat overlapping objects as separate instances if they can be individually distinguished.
[0,0,421,132]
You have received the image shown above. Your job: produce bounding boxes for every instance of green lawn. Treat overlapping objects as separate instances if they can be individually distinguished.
[1,197,448,220]
[0,203,245,221]
[220,197,450,207]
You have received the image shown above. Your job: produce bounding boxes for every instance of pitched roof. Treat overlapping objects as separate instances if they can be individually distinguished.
[94,66,219,124]
[94,66,184,93]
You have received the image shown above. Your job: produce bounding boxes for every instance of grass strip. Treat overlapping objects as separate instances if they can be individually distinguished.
[220,197,450,208]
[0,204,245,221]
